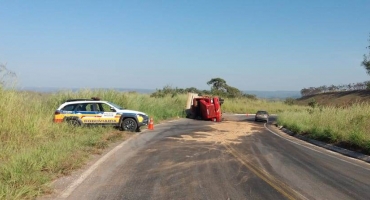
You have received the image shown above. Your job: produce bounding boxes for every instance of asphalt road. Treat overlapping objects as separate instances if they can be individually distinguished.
[48,115,370,200]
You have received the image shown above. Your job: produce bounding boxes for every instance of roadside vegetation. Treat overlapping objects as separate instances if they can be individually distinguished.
[222,97,306,114]
[150,77,258,99]
[0,64,188,199]
[278,34,370,154]
[150,78,307,114]
[300,81,370,96]
[278,103,370,154]
[0,88,188,199]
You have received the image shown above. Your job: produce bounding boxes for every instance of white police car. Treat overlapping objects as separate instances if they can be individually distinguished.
[53,97,149,132]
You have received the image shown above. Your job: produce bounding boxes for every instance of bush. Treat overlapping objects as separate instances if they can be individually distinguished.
[284,97,296,105]
[308,98,318,108]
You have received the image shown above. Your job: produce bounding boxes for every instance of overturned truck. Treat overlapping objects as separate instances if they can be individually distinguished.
[185,93,224,122]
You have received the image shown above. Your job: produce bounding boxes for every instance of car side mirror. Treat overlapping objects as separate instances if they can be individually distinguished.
[110,107,116,112]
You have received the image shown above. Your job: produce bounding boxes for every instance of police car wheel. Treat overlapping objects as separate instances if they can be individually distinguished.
[122,118,138,132]
[68,119,81,126]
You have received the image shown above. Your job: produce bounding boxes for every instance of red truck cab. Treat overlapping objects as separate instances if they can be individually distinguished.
[191,96,223,122]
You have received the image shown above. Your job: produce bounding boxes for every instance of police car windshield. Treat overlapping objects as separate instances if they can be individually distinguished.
[108,102,124,110]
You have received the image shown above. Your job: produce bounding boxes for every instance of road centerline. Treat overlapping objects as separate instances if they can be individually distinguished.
[224,144,307,200]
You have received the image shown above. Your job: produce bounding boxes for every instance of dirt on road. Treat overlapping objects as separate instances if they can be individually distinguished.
[168,121,260,144]
[40,117,370,200]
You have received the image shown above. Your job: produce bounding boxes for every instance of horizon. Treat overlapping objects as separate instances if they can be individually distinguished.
[1,1,370,91]
[18,86,302,99]
[19,86,301,92]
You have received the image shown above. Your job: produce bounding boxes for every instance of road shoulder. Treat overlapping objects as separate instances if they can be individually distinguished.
[38,118,184,200]
[266,123,370,164]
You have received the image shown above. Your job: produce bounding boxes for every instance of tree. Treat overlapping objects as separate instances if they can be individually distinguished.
[207,78,227,91]
[225,85,243,98]
[319,85,328,93]
[300,88,309,96]
[185,87,199,93]
[365,81,370,90]
[206,77,247,98]
[0,63,16,87]
[362,33,370,75]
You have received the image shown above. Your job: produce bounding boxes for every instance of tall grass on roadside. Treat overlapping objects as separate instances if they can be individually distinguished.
[0,89,186,199]
[0,89,114,199]
[222,97,307,114]
[277,103,370,154]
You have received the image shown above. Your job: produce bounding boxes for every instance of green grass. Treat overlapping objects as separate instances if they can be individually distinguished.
[277,103,370,154]
[222,97,307,114]
[0,89,187,199]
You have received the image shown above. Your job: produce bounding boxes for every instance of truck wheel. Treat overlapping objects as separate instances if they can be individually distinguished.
[121,118,138,132]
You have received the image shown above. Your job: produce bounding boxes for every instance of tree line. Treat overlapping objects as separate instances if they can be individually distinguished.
[300,81,370,96]
[302,34,370,97]
[150,77,257,99]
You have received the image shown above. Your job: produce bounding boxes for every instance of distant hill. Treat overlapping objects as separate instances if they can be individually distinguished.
[244,90,301,100]
[19,87,301,100]
[19,87,156,94]
[296,90,370,107]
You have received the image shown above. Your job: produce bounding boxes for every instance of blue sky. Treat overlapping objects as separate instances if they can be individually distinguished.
[1,0,369,91]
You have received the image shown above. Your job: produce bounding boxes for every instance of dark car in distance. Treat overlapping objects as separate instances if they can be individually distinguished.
[255,110,269,122]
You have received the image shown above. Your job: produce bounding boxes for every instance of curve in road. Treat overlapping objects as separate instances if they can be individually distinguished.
[43,115,370,200]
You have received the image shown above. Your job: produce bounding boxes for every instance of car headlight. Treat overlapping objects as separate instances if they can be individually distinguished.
[136,114,147,122]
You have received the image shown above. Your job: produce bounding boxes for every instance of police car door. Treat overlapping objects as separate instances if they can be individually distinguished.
[78,103,100,124]
[99,103,117,124]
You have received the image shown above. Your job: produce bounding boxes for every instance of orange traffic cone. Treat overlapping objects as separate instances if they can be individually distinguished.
[148,117,154,130]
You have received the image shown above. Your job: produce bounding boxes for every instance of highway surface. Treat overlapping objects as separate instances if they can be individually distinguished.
[44,115,370,200]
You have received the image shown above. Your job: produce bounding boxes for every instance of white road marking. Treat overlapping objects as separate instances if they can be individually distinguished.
[59,136,136,198]
[264,123,370,171]
[59,119,181,198]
